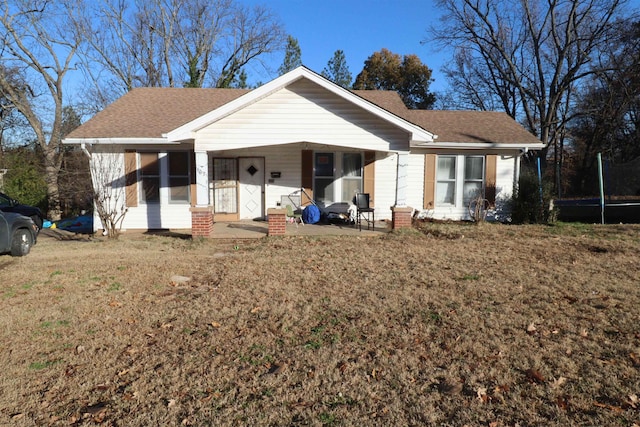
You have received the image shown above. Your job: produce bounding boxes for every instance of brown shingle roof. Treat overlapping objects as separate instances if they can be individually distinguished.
[406,110,541,144]
[353,91,540,145]
[66,87,249,139]
[66,86,541,146]
[352,90,412,119]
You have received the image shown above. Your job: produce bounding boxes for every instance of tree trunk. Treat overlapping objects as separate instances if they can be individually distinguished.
[44,150,62,221]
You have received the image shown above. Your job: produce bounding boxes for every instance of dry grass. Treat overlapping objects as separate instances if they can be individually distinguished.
[1,222,639,426]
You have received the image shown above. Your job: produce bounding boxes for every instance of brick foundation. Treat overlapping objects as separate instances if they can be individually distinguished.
[190,207,214,238]
[267,208,286,236]
[391,206,413,230]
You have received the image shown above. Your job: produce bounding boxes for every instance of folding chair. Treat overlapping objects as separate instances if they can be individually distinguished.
[286,204,304,226]
[355,193,375,231]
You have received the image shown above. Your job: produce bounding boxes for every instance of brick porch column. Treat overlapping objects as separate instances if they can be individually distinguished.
[191,206,214,238]
[267,208,286,236]
[391,206,413,230]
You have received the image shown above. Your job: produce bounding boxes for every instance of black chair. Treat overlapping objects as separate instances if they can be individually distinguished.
[355,193,375,231]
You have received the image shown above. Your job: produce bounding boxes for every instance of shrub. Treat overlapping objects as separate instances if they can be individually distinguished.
[511,168,556,224]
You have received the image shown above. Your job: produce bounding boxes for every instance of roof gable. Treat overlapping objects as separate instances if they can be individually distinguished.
[166,66,434,144]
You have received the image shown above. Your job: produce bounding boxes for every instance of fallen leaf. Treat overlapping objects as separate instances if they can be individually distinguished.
[526,369,545,384]
[82,402,108,422]
[371,368,378,380]
[580,328,589,337]
[594,401,624,413]
[551,376,567,389]
[477,387,489,403]
[556,395,569,410]
[527,322,537,335]
[626,394,638,409]
[210,321,221,328]
[250,306,262,314]
[167,399,177,408]
[494,384,510,394]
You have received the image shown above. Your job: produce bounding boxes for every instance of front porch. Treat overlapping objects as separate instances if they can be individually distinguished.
[188,219,391,239]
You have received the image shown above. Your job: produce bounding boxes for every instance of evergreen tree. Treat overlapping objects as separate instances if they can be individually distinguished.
[321,50,352,88]
[278,35,302,75]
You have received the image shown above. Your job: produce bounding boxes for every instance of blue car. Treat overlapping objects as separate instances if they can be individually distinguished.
[53,215,94,234]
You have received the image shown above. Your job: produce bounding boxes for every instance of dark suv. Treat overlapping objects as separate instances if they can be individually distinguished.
[0,192,44,230]
[0,210,38,256]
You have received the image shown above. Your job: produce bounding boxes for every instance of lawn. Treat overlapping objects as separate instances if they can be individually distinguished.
[1,222,639,426]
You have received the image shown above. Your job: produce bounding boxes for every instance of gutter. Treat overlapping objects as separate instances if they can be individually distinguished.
[412,141,545,150]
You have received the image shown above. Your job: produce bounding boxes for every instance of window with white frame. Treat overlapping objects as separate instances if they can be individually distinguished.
[436,155,485,208]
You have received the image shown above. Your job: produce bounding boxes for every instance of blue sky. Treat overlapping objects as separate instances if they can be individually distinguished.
[246,0,448,91]
[247,0,640,94]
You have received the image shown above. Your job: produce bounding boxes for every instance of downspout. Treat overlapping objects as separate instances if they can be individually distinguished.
[514,147,528,193]
[81,142,92,158]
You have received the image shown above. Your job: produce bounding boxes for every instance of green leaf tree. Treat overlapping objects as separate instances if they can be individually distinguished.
[278,35,302,75]
[321,50,352,88]
[353,48,436,109]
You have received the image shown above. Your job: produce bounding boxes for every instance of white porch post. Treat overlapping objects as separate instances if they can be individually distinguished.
[195,151,209,207]
[395,151,409,207]
[391,150,413,230]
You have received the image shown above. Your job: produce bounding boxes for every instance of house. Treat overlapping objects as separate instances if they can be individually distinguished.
[63,66,544,236]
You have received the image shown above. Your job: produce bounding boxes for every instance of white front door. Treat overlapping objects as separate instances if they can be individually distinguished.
[238,157,264,219]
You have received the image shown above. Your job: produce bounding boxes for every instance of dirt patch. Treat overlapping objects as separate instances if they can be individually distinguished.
[1,223,639,426]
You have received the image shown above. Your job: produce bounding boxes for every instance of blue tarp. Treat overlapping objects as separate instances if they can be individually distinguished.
[302,204,321,224]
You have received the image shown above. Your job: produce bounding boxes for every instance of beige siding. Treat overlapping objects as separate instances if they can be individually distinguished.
[196,80,410,152]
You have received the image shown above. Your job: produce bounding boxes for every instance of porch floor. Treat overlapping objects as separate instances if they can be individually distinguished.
[209,219,390,239]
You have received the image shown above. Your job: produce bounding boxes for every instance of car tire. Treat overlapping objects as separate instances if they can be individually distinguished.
[30,215,43,231]
[10,229,32,256]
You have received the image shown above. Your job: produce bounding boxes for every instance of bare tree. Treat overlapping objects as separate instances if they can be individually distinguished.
[89,149,128,239]
[429,0,625,193]
[0,65,28,151]
[0,0,81,220]
[75,0,284,101]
